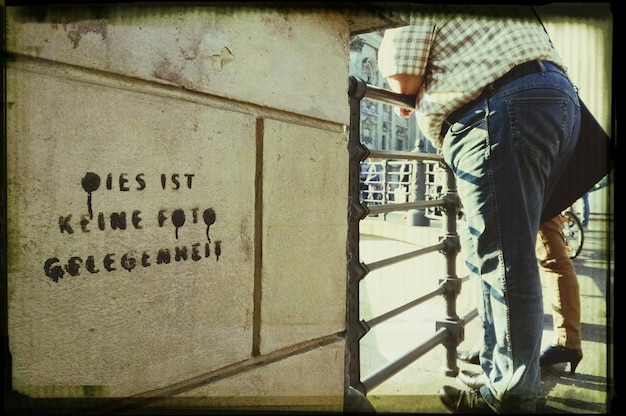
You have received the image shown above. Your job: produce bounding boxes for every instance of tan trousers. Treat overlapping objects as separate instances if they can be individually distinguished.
[535,215,582,349]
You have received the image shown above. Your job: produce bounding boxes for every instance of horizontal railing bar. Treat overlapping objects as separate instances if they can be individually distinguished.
[362,326,451,394]
[367,149,445,162]
[362,307,479,393]
[367,199,445,215]
[378,161,416,168]
[359,81,418,110]
[458,274,471,283]
[365,243,446,272]
[461,307,479,323]
[364,285,446,329]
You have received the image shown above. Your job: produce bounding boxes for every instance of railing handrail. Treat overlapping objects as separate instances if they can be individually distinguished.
[349,76,417,111]
[366,148,444,162]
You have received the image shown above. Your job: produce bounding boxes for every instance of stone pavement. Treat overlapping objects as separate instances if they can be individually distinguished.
[357,213,616,414]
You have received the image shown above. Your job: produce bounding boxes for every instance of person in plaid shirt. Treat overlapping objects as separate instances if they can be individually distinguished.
[378,5,581,414]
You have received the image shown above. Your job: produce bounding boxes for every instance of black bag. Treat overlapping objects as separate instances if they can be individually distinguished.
[540,100,614,223]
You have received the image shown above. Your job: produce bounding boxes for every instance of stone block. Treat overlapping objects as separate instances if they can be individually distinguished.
[6,66,257,397]
[260,119,348,354]
[6,6,350,125]
[174,338,345,412]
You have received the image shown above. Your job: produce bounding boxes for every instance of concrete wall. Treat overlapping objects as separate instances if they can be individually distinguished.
[5,4,381,412]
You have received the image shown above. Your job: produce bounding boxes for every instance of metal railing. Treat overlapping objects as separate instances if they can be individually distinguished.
[346,76,478,396]
[359,158,445,220]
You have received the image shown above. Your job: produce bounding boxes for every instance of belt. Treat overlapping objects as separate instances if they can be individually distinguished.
[440,60,549,137]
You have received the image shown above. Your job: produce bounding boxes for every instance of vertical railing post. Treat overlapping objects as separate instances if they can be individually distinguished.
[435,164,464,376]
[345,76,371,395]
[406,139,430,226]
[382,159,389,219]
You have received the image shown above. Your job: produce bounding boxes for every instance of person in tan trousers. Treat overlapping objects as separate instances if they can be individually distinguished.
[536,213,583,369]
[458,214,583,388]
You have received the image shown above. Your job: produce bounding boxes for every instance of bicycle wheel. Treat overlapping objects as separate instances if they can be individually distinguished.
[562,211,584,259]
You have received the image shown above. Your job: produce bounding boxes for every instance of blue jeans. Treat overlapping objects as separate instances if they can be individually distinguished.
[442,61,580,413]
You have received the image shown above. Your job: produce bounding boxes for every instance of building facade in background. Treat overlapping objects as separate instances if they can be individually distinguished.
[349,31,437,154]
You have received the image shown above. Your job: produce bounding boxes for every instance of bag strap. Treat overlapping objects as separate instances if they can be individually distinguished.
[530,6,554,47]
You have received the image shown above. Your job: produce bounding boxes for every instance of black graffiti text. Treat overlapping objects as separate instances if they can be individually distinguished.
[82,172,147,193]
[59,211,144,234]
[161,173,195,190]
[43,241,222,282]
[158,207,216,241]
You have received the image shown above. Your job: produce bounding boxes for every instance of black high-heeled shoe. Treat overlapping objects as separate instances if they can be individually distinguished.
[540,344,583,373]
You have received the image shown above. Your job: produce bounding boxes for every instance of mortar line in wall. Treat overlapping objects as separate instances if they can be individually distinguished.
[6,55,347,133]
[76,334,344,416]
[168,334,344,396]
[252,117,264,357]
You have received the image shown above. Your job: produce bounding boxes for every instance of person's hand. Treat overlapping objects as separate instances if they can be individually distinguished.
[395,107,414,118]
[386,73,422,119]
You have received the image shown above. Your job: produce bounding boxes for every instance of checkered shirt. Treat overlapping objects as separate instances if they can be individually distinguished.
[378,5,566,149]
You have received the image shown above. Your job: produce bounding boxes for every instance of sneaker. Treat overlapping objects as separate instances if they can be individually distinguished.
[457,348,480,365]
[457,370,488,389]
[438,385,496,414]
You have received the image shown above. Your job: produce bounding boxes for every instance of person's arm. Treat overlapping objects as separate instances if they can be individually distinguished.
[378,14,434,118]
[386,74,423,118]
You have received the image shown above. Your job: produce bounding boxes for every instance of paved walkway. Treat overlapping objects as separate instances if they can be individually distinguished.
[357,213,615,414]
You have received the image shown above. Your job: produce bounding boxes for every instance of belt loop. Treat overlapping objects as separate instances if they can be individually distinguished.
[538,60,546,75]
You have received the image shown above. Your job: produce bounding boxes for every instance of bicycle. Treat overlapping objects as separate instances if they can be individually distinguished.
[561,210,584,259]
